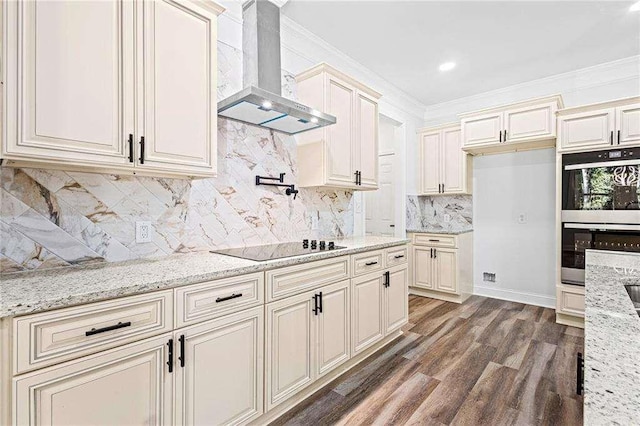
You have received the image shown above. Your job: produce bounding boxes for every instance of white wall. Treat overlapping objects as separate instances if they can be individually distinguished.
[472,149,557,307]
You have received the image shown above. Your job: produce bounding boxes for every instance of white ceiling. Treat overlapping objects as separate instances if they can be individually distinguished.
[282,1,640,106]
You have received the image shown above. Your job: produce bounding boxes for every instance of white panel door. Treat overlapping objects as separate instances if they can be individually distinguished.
[461,112,503,147]
[356,91,379,188]
[14,334,172,426]
[351,273,384,355]
[504,102,556,142]
[385,265,408,334]
[315,281,350,378]
[325,75,356,187]
[615,103,640,146]
[412,247,434,289]
[558,108,616,152]
[10,1,134,165]
[139,0,218,175]
[441,128,465,194]
[174,307,263,426]
[434,248,457,294]
[420,131,441,195]
[265,291,314,410]
[365,154,395,236]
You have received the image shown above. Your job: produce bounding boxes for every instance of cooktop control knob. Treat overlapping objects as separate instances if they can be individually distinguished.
[311,240,317,249]
[319,241,326,250]
[328,241,335,250]
[303,239,309,248]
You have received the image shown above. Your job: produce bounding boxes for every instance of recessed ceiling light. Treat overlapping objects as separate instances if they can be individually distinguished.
[439,62,456,72]
[261,101,273,110]
[630,1,640,11]
[310,117,319,124]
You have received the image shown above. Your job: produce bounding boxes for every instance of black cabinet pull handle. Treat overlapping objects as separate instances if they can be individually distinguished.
[85,321,131,336]
[365,261,379,266]
[434,248,437,259]
[504,130,507,141]
[358,171,362,185]
[216,293,243,303]
[178,334,185,368]
[617,130,621,145]
[428,239,440,242]
[139,136,145,164]
[576,352,584,395]
[312,294,320,315]
[354,171,359,185]
[167,339,174,373]
[128,134,134,163]
[318,291,323,313]
[610,131,613,145]
[384,271,390,288]
[441,183,445,193]
[430,248,433,258]
[499,130,502,143]
[394,255,405,259]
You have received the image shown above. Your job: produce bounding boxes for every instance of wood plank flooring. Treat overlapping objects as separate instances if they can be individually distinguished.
[271,295,584,426]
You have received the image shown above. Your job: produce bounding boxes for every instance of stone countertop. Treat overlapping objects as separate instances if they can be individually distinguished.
[406,228,473,235]
[584,250,640,425]
[0,236,409,319]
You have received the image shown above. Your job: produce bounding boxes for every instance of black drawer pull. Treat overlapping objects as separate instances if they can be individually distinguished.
[139,136,145,164]
[216,293,243,303]
[178,334,185,368]
[167,339,174,373]
[85,321,132,336]
[394,255,405,259]
[365,261,379,266]
[128,134,134,163]
[428,239,440,242]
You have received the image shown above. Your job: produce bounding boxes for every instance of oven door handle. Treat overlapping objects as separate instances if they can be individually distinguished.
[563,222,640,231]
[564,159,640,170]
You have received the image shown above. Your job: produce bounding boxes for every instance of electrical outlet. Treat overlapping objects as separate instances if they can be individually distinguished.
[136,221,153,243]
[518,213,527,224]
[443,213,452,223]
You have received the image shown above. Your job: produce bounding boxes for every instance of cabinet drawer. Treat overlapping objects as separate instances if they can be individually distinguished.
[384,246,408,268]
[352,250,385,277]
[557,286,585,317]
[175,273,264,328]
[13,290,173,374]
[413,234,457,248]
[266,256,350,302]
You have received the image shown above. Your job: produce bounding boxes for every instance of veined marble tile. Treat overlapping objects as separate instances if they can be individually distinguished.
[0,221,71,270]
[20,168,75,193]
[66,171,127,208]
[0,253,24,273]
[0,190,30,222]
[406,194,473,233]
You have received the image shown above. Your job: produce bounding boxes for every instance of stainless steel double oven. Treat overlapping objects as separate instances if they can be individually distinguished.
[561,147,640,285]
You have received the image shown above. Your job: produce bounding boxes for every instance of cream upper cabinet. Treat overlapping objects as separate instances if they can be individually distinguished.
[174,306,264,426]
[384,264,409,334]
[461,95,563,155]
[557,97,640,153]
[137,0,220,176]
[14,334,173,426]
[418,124,470,195]
[296,63,381,191]
[351,273,385,355]
[1,0,224,178]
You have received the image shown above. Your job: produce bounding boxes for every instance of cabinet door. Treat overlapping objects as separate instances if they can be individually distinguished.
[558,108,615,152]
[316,281,350,378]
[441,127,465,193]
[351,273,385,355]
[138,0,219,176]
[504,102,556,142]
[419,131,441,195]
[325,75,357,187]
[615,103,640,146]
[14,334,172,426]
[355,91,379,188]
[461,112,503,147]
[174,307,263,426]
[385,265,408,334]
[6,1,134,166]
[412,247,434,289]
[434,248,457,294]
[265,292,314,410]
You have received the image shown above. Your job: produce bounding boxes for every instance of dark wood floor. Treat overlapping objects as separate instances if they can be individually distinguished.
[271,295,584,426]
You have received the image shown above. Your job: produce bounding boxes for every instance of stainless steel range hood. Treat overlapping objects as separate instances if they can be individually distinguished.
[218,0,336,135]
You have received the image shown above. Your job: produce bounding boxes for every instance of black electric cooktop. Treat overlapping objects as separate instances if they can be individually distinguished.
[212,240,346,262]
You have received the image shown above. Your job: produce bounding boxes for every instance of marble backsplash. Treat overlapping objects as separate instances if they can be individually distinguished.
[406,195,473,233]
[0,42,354,273]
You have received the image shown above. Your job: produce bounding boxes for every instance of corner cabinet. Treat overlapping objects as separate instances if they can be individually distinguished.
[296,63,381,190]
[460,95,563,155]
[418,124,472,195]
[409,232,473,303]
[1,0,224,178]
[557,97,640,153]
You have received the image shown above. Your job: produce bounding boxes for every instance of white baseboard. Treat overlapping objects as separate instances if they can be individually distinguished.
[473,285,556,308]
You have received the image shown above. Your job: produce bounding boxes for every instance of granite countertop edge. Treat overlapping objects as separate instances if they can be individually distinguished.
[406,228,473,235]
[0,237,410,319]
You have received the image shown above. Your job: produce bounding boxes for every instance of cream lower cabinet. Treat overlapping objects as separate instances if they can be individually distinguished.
[174,306,264,426]
[409,233,473,304]
[1,0,224,178]
[13,333,174,426]
[352,264,408,355]
[557,97,640,153]
[265,280,349,411]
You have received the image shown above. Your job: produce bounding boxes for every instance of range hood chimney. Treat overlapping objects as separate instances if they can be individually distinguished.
[218,0,336,135]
